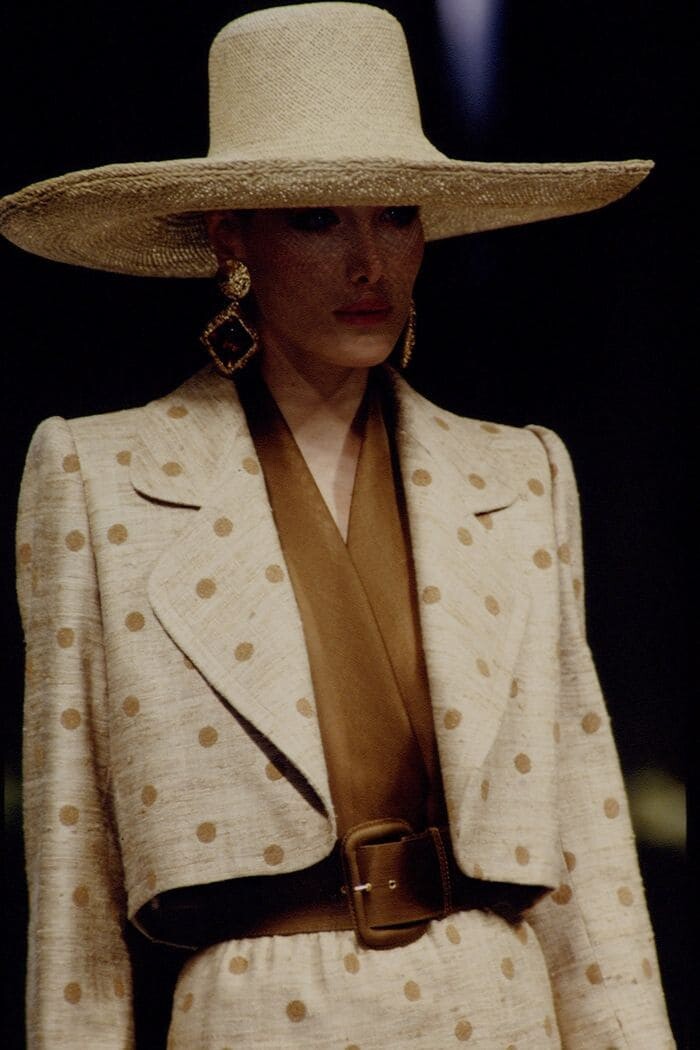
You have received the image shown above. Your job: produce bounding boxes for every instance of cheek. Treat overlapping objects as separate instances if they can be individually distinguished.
[248,241,343,312]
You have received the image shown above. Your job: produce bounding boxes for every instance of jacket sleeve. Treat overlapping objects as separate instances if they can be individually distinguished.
[525,426,675,1049]
[17,417,134,1049]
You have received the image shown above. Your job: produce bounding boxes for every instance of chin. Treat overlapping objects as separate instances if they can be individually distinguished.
[333,334,397,369]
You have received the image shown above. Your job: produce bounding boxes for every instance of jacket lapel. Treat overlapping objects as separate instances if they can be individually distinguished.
[130,366,531,840]
[130,366,335,825]
[389,373,531,831]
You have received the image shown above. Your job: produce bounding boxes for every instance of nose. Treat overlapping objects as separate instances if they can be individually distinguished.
[346,224,384,286]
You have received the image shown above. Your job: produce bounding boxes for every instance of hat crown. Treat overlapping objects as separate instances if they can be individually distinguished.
[208,2,443,161]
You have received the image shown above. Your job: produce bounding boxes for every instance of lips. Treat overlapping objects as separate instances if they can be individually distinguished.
[334,295,392,325]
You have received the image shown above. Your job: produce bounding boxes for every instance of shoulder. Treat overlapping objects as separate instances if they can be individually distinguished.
[389,371,570,496]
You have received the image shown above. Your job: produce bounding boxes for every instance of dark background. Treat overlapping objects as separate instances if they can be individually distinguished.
[2,1,689,1046]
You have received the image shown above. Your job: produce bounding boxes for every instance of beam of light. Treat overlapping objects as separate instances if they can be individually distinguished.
[435,0,504,131]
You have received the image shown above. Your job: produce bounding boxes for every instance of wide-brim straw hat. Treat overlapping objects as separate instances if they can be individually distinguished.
[0,2,652,279]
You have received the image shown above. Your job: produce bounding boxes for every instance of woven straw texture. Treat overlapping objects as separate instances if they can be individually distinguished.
[0,2,652,277]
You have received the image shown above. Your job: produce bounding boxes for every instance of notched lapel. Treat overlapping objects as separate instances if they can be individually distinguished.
[391,374,532,822]
[130,367,335,825]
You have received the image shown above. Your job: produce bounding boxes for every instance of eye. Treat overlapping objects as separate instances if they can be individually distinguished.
[381,206,419,229]
[287,208,340,232]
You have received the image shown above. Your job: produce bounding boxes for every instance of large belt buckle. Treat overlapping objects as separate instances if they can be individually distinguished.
[341,818,426,949]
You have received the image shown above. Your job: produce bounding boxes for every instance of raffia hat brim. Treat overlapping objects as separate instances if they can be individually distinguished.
[0,155,652,278]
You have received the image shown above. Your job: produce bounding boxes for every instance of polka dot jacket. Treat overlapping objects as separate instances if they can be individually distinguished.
[16,365,674,1047]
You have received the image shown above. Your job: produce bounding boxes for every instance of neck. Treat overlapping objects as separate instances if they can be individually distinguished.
[259,342,369,439]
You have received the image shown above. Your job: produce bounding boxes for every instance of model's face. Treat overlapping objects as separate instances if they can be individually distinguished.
[206,206,424,371]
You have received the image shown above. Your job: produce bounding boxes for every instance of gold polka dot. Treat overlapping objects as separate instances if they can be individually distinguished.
[18,542,32,565]
[422,585,441,604]
[552,883,572,905]
[72,885,89,907]
[235,641,254,661]
[162,461,183,477]
[514,923,528,945]
[196,821,217,843]
[468,473,486,490]
[454,1018,473,1040]
[403,980,421,1001]
[265,564,284,583]
[514,753,532,774]
[198,726,218,748]
[65,530,85,551]
[196,577,217,599]
[443,708,462,730]
[60,708,81,730]
[472,863,484,879]
[108,523,128,545]
[510,678,519,698]
[286,1000,306,1022]
[146,870,157,891]
[229,955,249,974]
[476,658,490,677]
[343,952,360,974]
[604,798,620,819]
[346,1045,361,1050]
[125,611,145,632]
[457,527,473,546]
[180,992,194,1013]
[564,851,577,872]
[213,516,233,536]
[264,844,284,866]
[411,468,432,487]
[573,577,583,598]
[642,957,653,978]
[477,512,493,530]
[167,404,188,419]
[480,422,500,434]
[116,450,131,466]
[63,982,81,1004]
[527,478,545,496]
[544,1015,554,1037]
[242,457,260,475]
[446,923,461,945]
[484,595,500,615]
[586,963,603,985]
[480,779,490,801]
[296,697,314,718]
[59,805,80,826]
[617,886,634,907]
[265,762,283,781]
[557,544,571,564]
[515,846,530,866]
[62,454,80,473]
[553,722,561,743]
[501,957,515,979]
[113,977,126,999]
[533,549,552,569]
[56,627,75,648]
[582,712,602,734]
[122,695,140,717]
[434,416,450,430]
[141,785,158,807]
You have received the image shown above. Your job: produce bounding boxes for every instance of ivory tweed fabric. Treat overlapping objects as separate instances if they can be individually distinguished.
[17,365,674,1047]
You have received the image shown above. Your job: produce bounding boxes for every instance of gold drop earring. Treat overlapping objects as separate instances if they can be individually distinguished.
[200,258,259,376]
[400,299,416,369]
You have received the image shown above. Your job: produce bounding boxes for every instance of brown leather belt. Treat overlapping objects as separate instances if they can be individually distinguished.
[137,819,544,951]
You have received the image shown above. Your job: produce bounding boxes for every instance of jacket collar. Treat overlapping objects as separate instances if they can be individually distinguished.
[131,366,530,840]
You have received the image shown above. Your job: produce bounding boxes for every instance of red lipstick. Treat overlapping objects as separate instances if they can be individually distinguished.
[334,294,391,326]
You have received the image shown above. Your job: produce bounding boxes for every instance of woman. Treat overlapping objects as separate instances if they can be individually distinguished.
[2,3,675,1048]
